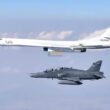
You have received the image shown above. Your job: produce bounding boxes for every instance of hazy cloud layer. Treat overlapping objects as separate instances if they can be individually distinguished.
[0,31,73,40]
[2,28,110,41]
[37,30,73,40]
[1,98,109,110]
[80,27,110,40]
[0,32,19,38]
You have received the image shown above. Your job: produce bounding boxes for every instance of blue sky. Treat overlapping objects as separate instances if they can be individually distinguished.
[0,0,110,110]
[0,0,110,19]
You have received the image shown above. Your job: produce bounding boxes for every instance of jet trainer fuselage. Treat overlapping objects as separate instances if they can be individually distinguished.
[30,60,105,85]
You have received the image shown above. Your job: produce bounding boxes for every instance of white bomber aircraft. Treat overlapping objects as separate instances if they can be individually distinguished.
[0,28,110,56]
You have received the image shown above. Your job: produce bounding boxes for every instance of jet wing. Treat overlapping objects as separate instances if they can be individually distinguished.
[62,77,82,84]
[58,77,82,85]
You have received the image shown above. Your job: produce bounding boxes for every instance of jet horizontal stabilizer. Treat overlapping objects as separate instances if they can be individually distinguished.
[94,73,105,79]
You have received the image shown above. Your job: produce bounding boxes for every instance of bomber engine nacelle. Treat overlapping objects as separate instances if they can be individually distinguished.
[58,80,82,85]
[43,47,48,51]
[43,47,86,55]
[43,47,62,56]
[73,48,86,52]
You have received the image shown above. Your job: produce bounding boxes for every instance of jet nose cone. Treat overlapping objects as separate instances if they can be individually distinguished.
[30,72,44,78]
[101,72,106,79]
[30,73,36,78]
[102,75,106,78]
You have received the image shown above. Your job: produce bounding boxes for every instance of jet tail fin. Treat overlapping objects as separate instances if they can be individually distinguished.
[87,60,102,72]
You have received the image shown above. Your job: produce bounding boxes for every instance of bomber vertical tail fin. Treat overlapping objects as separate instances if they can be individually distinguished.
[87,60,102,72]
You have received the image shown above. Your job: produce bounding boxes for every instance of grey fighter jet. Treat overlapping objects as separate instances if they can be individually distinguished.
[30,60,105,85]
